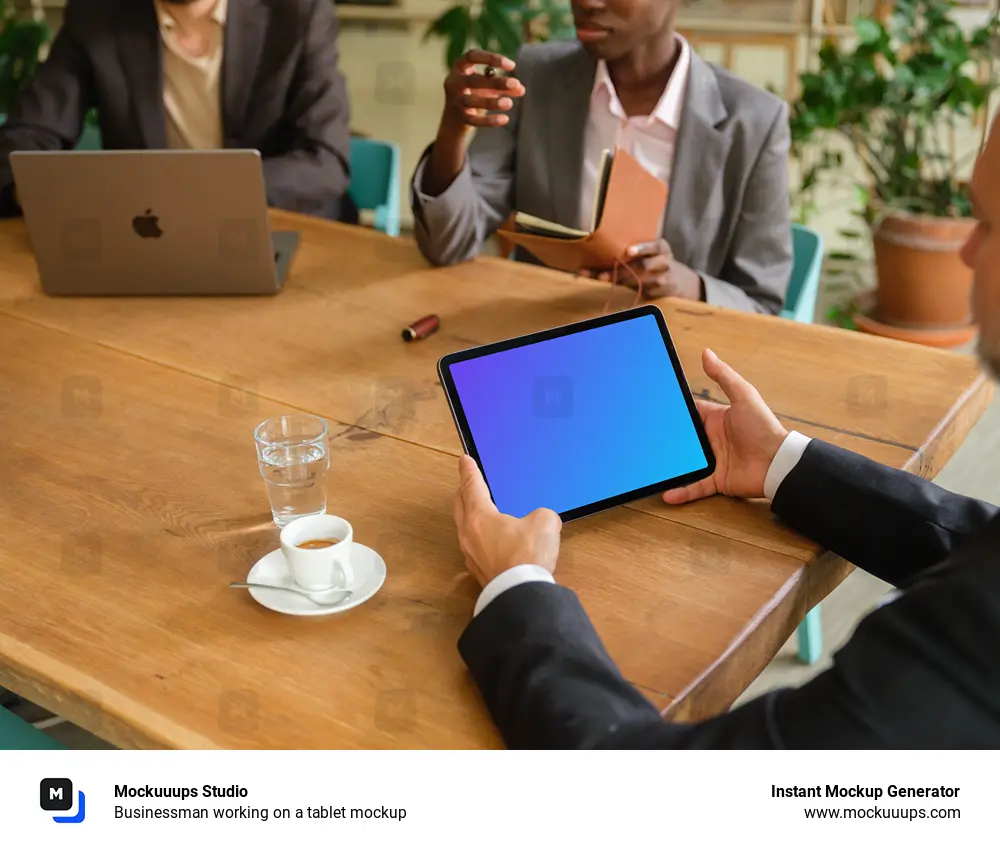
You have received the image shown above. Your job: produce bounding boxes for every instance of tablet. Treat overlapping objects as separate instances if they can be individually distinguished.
[438,305,715,521]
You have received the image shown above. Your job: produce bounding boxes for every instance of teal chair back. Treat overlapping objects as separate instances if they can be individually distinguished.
[780,223,824,324]
[0,707,65,750]
[781,222,826,665]
[349,136,400,237]
[76,122,103,151]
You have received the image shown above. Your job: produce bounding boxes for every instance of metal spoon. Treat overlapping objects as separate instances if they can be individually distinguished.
[230,581,353,607]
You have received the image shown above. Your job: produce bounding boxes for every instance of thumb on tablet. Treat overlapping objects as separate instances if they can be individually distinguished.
[458,455,496,513]
[703,348,751,403]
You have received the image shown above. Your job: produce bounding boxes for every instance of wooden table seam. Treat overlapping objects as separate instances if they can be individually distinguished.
[0,308,830,566]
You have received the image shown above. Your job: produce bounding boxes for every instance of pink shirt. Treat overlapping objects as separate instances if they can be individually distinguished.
[578,35,691,231]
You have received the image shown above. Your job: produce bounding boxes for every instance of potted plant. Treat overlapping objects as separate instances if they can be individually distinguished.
[425,0,574,67]
[0,0,49,118]
[790,0,999,342]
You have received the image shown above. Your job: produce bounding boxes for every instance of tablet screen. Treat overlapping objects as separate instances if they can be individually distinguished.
[440,307,713,520]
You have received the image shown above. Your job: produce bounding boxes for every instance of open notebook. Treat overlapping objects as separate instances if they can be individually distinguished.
[497,147,668,273]
[514,150,616,239]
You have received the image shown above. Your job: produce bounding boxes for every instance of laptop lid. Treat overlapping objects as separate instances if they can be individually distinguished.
[10,149,294,296]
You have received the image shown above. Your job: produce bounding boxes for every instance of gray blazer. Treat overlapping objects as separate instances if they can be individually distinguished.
[411,42,792,314]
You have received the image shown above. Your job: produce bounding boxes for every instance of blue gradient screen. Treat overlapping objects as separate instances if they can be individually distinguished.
[448,314,708,518]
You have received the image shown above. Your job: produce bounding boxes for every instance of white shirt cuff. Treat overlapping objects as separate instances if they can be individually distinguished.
[763,431,812,501]
[473,564,556,617]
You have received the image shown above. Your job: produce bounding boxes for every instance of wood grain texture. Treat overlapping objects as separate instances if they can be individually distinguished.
[0,213,990,744]
[0,213,989,460]
[1,317,807,746]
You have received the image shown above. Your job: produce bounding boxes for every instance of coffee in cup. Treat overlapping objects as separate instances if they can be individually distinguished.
[279,515,354,591]
[297,538,341,550]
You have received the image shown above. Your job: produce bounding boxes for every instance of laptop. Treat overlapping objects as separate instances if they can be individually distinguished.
[9,149,300,295]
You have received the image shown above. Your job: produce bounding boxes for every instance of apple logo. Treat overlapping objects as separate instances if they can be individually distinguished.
[132,208,162,239]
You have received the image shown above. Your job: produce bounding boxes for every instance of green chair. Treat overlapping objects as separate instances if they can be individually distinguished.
[0,706,66,750]
[76,120,103,151]
[348,136,400,237]
[780,223,825,665]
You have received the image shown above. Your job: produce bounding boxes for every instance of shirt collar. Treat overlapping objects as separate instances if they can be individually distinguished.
[592,34,691,129]
[155,0,228,29]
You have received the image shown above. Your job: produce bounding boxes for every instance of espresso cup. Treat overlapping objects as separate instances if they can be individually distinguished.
[279,514,354,591]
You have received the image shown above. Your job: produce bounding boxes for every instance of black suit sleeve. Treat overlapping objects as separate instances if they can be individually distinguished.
[771,440,999,587]
[460,569,1000,749]
[0,0,95,215]
[260,0,351,217]
[459,583,782,749]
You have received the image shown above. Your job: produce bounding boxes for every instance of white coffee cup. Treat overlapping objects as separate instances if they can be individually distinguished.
[279,514,354,591]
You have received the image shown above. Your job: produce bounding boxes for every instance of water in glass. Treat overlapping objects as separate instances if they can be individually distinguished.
[255,415,330,527]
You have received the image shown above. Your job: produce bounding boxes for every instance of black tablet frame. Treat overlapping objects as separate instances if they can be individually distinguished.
[437,304,716,522]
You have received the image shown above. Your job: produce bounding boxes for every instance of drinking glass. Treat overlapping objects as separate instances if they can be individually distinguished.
[254,414,330,527]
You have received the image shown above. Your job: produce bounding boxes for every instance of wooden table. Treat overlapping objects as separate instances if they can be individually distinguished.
[0,212,991,748]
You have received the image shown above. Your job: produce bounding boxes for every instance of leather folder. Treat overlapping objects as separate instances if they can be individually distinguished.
[496,147,669,273]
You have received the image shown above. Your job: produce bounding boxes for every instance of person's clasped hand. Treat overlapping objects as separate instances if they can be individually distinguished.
[452,455,562,589]
[582,238,703,301]
[662,348,789,504]
[441,50,526,134]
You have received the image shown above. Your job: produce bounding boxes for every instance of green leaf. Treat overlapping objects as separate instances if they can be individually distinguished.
[424,6,470,41]
[855,17,883,45]
[446,12,472,66]
[482,0,524,58]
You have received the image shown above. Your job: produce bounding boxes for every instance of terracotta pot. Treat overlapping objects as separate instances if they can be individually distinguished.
[872,210,976,329]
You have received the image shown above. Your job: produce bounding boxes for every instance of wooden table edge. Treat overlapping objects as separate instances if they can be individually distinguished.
[903,372,994,476]
[0,634,217,750]
[662,551,854,722]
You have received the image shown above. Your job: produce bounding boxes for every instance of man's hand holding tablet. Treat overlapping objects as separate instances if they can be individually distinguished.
[662,349,788,504]
[445,318,789,589]
[439,306,715,522]
[453,455,562,589]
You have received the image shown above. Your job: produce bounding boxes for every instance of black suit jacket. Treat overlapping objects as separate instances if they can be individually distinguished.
[0,0,355,221]
[458,440,1000,748]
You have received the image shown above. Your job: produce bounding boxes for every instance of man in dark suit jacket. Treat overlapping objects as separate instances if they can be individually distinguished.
[449,119,1000,749]
[0,0,355,222]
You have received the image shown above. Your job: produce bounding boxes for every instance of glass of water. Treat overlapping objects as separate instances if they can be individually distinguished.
[254,414,330,527]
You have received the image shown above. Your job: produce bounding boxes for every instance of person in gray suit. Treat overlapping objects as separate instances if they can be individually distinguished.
[411,0,792,314]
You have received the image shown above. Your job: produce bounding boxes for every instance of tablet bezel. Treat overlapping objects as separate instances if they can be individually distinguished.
[437,304,716,522]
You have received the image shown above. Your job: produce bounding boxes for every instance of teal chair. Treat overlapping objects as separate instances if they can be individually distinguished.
[0,707,66,750]
[780,223,825,665]
[349,136,400,237]
[76,121,103,151]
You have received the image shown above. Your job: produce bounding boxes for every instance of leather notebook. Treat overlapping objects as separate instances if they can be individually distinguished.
[496,147,669,272]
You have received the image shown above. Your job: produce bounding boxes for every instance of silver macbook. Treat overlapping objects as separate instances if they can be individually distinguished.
[9,149,299,296]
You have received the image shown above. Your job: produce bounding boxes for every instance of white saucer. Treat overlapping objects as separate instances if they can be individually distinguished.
[244,543,386,616]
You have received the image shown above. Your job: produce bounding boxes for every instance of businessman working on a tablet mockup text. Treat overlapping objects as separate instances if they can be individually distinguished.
[449,119,1000,749]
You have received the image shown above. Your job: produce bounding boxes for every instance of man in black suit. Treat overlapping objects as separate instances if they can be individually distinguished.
[450,120,1000,749]
[0,0,355,221]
